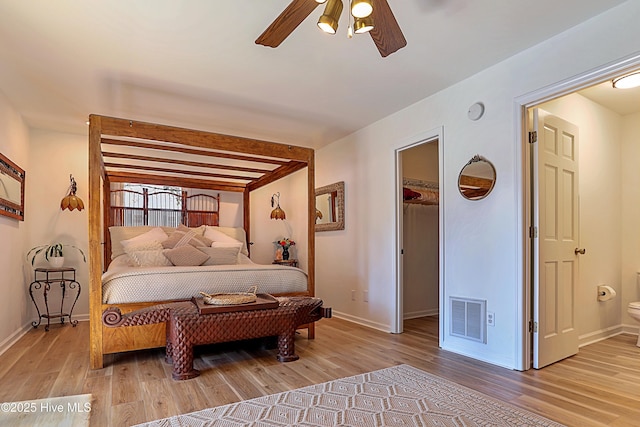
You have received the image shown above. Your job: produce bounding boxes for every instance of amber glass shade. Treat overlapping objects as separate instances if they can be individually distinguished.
[270,206,286,220]
[270,192,286,220]
[61,194,85,211]
[60,174,84,211]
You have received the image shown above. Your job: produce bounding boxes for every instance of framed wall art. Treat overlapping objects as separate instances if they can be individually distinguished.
[0,152,25,221]
[315,181,345,232]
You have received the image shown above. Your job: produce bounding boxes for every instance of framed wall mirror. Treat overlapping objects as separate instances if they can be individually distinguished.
[0,152,25,221]
[315,181,345,232]
[458,155,496,200]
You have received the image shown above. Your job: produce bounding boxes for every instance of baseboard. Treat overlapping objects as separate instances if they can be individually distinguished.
[0,314,90,358]
[71,313,90,323]
[578,324,638,347]
[0,321,33,357]
[331,311,390,333]
[29,313,90,329]
[404,309,438,320]
[621,323,639,335]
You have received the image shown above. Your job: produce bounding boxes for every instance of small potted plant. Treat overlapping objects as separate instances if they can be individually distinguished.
[27,243,86,268]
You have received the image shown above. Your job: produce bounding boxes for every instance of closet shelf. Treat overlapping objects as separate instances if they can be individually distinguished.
[403,178,439,206]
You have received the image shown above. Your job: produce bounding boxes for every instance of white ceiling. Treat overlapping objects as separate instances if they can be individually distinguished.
[579,79,640,116]
[0,0,629,149]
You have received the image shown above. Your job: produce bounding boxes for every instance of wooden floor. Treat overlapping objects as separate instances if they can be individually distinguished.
[1,317,639,426]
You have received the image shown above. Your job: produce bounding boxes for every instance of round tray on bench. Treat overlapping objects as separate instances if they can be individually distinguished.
[199,285,258,305]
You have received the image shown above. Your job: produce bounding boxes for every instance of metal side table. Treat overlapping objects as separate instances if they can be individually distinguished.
[29,267,81,331]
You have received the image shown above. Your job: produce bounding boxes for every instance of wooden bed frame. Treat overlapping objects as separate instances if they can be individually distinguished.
[109,187,222,230]
[88,115,315,369]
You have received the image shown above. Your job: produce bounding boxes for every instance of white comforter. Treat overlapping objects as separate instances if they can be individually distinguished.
[102,255,308,304]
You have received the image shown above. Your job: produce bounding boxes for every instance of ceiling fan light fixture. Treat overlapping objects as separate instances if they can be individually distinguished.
[317,0,343,34]
[315,0,327,3]
[351,0,373,18]
[612,71,640,89]
[354,16,374,33]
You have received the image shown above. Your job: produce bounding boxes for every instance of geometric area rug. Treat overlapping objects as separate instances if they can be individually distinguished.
[0,393,92,427]
[134,364,565,426]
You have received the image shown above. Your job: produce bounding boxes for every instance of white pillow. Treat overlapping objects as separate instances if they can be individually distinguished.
[110,225,154,259]
[121,227,169,250]
[124,240,172,267]
[204,226,248,256]
[204,227,241,244]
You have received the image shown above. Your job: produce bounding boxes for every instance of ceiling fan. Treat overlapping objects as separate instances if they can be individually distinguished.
[256,0,407,58]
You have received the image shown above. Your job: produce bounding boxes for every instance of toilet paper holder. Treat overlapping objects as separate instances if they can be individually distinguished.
[597,285,616,302]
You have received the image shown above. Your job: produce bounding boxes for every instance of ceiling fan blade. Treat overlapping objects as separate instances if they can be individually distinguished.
[256,0,321,48]
[369,0,407,57]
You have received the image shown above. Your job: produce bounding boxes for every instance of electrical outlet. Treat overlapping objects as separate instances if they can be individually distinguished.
[487,311,495,327]
[363,290,369,302]
[351,290,356,301]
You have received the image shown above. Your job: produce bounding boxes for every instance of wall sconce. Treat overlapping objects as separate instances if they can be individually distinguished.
[270,192,286,220]
[60,174,84,211]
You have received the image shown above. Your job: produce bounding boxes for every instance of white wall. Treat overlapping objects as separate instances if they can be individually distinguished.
[26,128,90,319]
[621,111,640,328]
[249,169,309,270]
[540,94,623,340]
[315,1,640,369]
[0,91,30,353]
[216,191,243,228]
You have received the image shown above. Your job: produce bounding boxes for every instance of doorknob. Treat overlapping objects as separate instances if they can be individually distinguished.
[574,248,586,255]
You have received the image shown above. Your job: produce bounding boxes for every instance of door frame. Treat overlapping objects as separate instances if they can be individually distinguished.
[393,127,444,336]
[515,52,640,369]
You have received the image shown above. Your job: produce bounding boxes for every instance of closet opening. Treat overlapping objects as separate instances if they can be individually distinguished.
[395,135,442,335]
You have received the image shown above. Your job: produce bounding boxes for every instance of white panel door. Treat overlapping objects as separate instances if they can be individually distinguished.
[533,109,580,369]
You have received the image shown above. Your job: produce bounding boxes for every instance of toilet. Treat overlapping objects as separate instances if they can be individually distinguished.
[628,301,640,347]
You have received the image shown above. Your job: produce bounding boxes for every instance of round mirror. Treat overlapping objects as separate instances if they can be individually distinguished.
[458,155,496,200]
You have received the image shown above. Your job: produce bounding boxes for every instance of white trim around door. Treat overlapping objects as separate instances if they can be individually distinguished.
[393,127,444,340]
[514,52,640,371]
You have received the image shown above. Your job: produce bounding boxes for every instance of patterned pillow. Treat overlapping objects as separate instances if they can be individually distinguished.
[163,245,210,266]
[124,240,172,267]
[162,229,213,249]
[177,224,206,235]
[198,246,241,266]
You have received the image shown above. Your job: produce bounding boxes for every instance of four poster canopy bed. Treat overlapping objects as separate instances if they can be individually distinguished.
[88,115,315,369]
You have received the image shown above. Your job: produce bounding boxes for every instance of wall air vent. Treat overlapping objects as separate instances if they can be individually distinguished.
[450,297,486,344]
